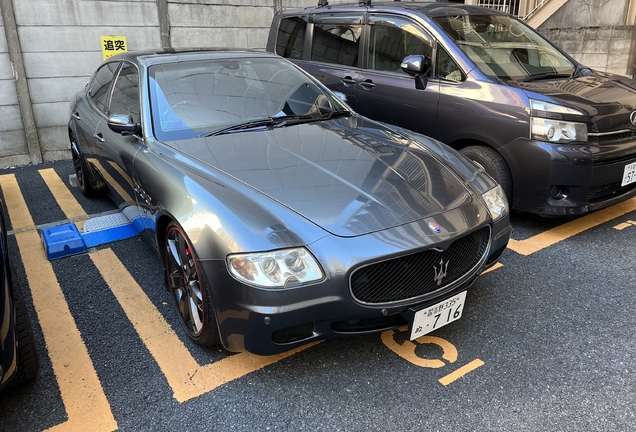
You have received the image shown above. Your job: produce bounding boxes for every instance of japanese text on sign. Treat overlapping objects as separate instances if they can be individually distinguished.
[101,36,127,60]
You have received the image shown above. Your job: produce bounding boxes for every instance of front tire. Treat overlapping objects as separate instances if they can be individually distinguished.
[460,145,513,202]
[164,222,221,347]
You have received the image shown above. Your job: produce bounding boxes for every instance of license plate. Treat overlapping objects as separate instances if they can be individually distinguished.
[410,291,467,340]
[621,162,636,187]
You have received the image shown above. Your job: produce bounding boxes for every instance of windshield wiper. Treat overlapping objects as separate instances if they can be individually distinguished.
[201,117,283,137]
[518,72,572,82]
[322,109,351,120]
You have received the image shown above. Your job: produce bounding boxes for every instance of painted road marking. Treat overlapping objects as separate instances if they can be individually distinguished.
[0,174,117,432]
[482,262,502,274]
[39,168,87,220]
[439,359,485,386]
[89,247,316,403]
[382,327,458,369]
[87,158,134,204]
[614,220,636,230]
[507,197,636,256]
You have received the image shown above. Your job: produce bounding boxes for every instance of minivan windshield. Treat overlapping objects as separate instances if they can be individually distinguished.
[433,14,576,81]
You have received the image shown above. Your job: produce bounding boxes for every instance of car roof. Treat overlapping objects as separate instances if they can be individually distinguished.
[278,1,505,18]
[107,48,279,66]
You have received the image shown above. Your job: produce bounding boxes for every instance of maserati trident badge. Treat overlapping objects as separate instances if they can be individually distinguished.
[434,257,449,286]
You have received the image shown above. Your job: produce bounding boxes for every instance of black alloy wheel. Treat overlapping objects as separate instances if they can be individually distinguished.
[70,133,95,197]
[164,223,220,346]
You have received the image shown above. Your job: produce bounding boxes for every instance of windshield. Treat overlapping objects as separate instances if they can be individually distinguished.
[148,57,348,141]
[433,14,576,81]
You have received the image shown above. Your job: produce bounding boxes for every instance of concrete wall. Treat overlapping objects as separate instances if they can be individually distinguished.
[537,0,633,76]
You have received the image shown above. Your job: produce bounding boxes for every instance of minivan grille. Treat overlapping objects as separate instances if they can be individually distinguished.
[350,226,491,305]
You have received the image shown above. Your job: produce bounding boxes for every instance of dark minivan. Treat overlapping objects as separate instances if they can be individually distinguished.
[268,1,636,216]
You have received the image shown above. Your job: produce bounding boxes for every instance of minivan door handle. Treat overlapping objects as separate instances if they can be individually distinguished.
[93,133,105,143]
[341,76,357,86]
[359,79,376,89]
[72,112,81,120]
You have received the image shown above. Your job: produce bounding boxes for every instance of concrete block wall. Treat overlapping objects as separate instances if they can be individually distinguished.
[0,0,330,168]
[537,0,633,77]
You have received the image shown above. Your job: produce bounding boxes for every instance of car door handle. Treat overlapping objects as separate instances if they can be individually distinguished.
[341,76,357,86]
[360,80,376,89]
[93,133,105,143]
[72,112,81,120]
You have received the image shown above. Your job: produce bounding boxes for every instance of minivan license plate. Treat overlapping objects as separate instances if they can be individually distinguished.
[410,291,467,340]
[622,162,636,186]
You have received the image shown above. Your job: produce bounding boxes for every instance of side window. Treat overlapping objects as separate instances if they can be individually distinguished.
[89,62,120,113]
[276,17,307,60]
[368,22,432,74]
[311,23,362,67]
[109,63,140,123]
[436,45,464,82]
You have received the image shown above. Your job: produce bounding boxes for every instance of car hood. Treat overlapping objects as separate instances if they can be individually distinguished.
[164,117,472,237]
[517,71,636,132]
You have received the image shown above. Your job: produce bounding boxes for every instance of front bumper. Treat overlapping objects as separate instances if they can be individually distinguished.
[200,205,511,355]
[501,137,636,216]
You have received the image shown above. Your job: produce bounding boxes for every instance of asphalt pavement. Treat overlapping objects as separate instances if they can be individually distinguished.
[0,160,635,431]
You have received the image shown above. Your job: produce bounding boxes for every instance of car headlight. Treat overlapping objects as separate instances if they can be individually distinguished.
[482,185,508,220]
[529,99,587,143]
[227,247,324,288]
[531,117,587,143]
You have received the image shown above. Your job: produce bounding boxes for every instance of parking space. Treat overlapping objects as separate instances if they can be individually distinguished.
[0,160,635,431]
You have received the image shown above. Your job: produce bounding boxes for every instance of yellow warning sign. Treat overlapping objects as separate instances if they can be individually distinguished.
[101,36,127,61]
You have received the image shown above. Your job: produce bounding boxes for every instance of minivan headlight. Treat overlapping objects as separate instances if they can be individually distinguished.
[227,247,324,288]
[482,185,508,220]
[531,117,588,143]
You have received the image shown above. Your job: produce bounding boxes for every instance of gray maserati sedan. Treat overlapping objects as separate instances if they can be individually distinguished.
[68,49,511,355]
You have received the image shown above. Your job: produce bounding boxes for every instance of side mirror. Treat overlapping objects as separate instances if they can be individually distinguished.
[401,55,432,90]
[108,114,140,135]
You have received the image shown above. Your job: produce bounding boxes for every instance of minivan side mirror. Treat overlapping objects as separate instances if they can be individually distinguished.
[108,114,140,136]
[401,55,432,90]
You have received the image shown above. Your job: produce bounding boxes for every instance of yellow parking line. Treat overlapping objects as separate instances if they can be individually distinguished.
[90,247,316,403]
[0,174,117,432]
[438,359,485,386]
[86,158,134,204]
[39,168,87,221]
[507,197,636,256]
[482,262,502,274]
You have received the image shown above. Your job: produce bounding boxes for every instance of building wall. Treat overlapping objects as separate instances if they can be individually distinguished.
[537,0,633,76]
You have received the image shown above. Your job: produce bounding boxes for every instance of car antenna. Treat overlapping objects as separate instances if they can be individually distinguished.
[318,0,328,5]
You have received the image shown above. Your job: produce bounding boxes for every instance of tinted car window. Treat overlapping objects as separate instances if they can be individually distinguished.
[276,17,306,60]
[90,62,120,113]
[436,45,464,82]
[368,22,433,74]
[311,23,362,67]
[110,63,140,123]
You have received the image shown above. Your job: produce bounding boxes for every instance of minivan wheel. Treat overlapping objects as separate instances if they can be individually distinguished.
[164,222,221,347]
[460,145,513,202]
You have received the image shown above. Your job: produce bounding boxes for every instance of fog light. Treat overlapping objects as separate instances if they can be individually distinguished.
[549,186,569,200]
